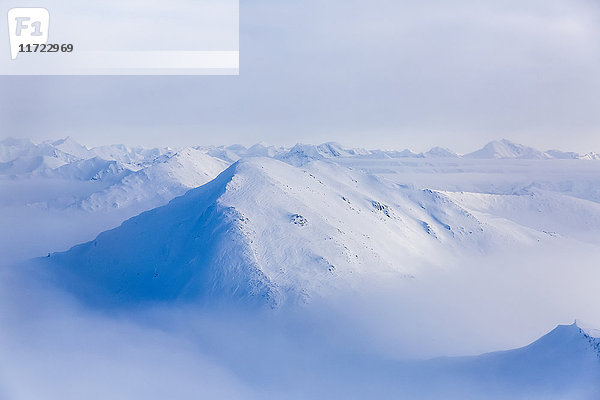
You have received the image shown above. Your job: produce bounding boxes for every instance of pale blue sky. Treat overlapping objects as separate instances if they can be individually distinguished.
[1,0,600,153]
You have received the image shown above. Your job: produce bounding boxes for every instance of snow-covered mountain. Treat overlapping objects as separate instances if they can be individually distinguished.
[464,139,600,160]
[1,137,597,182]
[4,136,600,287]
[49,137,93,160]
[40,155,600,306]
[465,139,549,159]
[581,152,600,160]
[0,138,232,209]
[78,147,230,211]
[422,146,458,158]
[367,322,600,399]
[46,157,133,182]
[0,138,84,176]
[0,138,235,264]
[4,137,600,399]
[268,322,600,399]
[2,137,599,266]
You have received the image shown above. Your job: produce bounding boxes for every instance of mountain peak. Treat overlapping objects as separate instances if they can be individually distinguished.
[422,146,458,158]
[525,321,600,356]
[38,155,547,307]
[465,139,548,159]
[574,320,600,338]
[49,136,91,160]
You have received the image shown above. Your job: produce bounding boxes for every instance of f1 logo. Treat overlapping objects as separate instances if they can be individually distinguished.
[7,8,49,60]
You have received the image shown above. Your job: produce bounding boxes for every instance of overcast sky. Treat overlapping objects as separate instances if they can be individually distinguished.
[1,0,599,153]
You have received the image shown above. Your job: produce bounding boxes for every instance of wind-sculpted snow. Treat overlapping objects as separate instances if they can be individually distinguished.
[39,157,580,306]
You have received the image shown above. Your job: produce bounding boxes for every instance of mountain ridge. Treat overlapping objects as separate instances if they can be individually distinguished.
[2,137,599,178]
[38,157,560,307]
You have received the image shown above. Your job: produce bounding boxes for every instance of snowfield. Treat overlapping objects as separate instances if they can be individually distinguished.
[41,156,570,306]
[1,137,600,399]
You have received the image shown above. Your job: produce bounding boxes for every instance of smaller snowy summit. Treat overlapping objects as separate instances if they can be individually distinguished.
[465,139,549,159]
[464,139,599,160]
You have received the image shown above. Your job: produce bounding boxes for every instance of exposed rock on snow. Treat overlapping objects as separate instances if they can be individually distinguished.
[290,214,308,226]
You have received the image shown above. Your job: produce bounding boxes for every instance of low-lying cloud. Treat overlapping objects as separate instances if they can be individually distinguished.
[1,237,599,399]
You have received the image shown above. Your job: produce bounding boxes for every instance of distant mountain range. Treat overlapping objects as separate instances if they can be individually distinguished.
[1,137,599,177]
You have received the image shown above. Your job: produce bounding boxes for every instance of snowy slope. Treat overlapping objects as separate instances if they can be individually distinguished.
[581,152,600,160]
[43,162,272,305]
[422,146,458,158]
[0,138,87,176]
[0,138,231,211]
[46,157,134,183]
[464,139,599,160]
[41,156,568,306]
[78,147,230,211]
[49,137,92,160]
[262,322,600,399]
[2,137,597,180]
[326,322,600,400]
[0,138,233,264]
[442,189,600,243]
[338,155,600,203]
[4,137,600,400]
[415,322,600,399]
[465,139,549,159]
[89,144,173,167]
[0,137,175,177]
[5,137,600,297]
